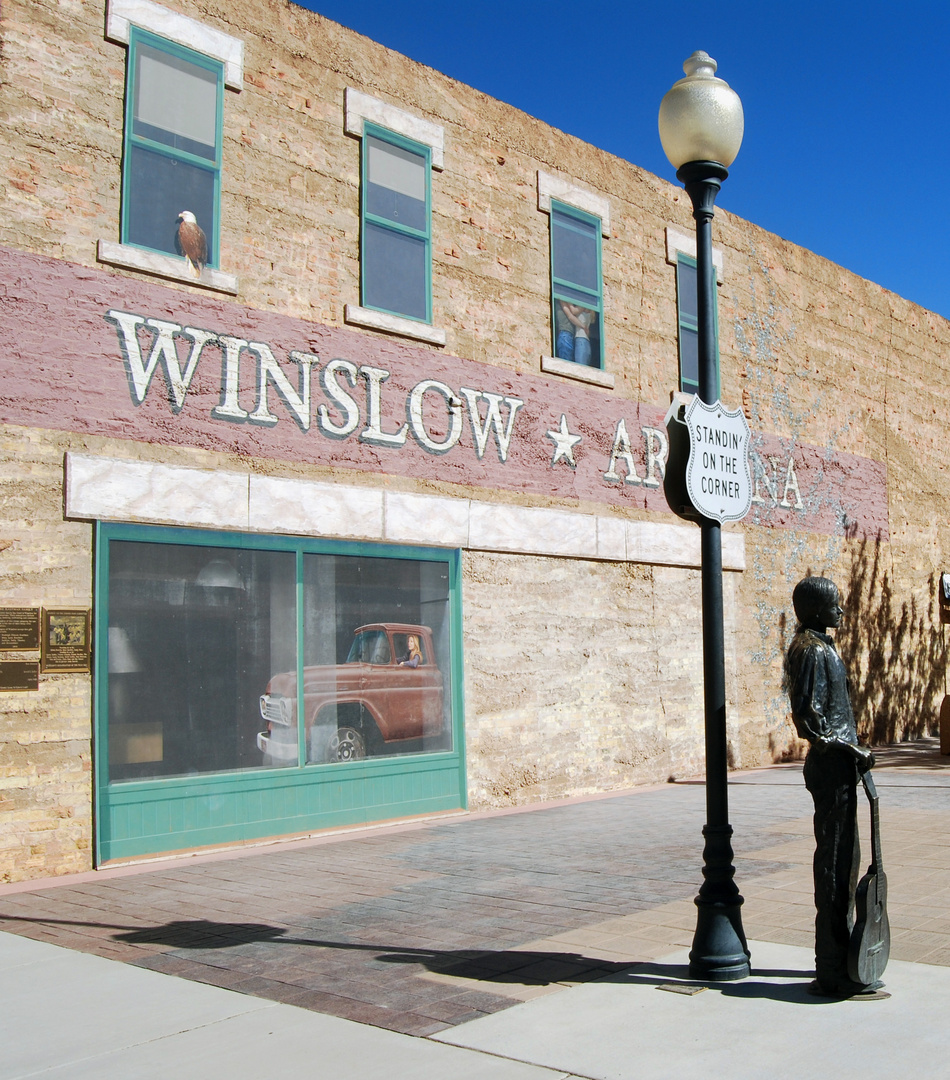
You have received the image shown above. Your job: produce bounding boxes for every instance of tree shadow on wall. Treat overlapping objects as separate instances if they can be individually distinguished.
[835,532,947,745]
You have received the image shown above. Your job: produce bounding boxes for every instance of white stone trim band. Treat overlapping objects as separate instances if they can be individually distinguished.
[666,226,724,283]
[344,88,445,170]
[105,0,244,90]
[537,171,610,236]
[65,454,745,571]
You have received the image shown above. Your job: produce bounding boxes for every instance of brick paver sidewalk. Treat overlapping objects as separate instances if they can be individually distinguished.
[2,740,948,1036]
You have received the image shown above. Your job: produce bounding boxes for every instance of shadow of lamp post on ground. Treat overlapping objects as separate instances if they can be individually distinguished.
[658,51,751,981]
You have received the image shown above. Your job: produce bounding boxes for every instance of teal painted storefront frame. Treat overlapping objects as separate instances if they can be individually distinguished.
[94,523,466,864]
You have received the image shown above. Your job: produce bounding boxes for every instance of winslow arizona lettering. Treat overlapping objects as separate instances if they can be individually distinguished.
[106,308,804,511]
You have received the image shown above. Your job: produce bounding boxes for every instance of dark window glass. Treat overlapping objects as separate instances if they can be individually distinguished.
[107,543,296,781]
[676,254,716,395]
[680,325,699,393]
[677,259,698,319]
[126,145,215,257]
[363,221,427,321]
[552,212,598,293]
[346,629,392,666]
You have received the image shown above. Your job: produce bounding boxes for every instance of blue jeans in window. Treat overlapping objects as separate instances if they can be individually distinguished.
[556,329,575,362]
[574,334,592,367]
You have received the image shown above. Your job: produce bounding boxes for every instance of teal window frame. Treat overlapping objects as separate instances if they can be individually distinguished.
[550,199,604,369]
[675,252,719,397]
[121,26,224,268]
[360,121,433,324]
[93,522,465,863]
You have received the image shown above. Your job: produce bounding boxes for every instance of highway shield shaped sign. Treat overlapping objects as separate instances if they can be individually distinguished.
[685,398,752,523]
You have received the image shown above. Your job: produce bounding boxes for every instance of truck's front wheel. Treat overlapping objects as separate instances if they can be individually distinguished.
[328,725,366,762]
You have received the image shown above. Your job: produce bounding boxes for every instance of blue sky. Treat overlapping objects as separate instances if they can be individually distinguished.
[293,1,949,322]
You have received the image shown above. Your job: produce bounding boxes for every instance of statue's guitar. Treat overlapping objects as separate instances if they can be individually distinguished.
[848,771,890,986]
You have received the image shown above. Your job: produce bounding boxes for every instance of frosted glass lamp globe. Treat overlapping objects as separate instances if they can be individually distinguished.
[658,51,744,170]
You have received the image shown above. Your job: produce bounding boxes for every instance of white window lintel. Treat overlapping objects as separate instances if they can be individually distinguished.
[666,226,724,284]
[538,171,610,236]
[344,88,444,170]
[106,0,244,90]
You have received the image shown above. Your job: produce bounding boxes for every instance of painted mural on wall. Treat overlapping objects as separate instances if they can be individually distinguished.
[0,246,887,539]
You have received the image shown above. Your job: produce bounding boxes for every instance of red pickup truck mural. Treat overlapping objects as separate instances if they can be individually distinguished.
[257,623,445,765]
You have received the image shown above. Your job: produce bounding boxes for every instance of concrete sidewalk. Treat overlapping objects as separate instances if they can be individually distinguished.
[0,930,560,1079]
[5,930,949,1079]
[2,740,950,1076]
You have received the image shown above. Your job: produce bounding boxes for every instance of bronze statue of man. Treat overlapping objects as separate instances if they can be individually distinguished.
[785,576,879,996]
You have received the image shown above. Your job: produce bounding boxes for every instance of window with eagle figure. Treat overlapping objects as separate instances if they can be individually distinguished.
[122,27,223,279]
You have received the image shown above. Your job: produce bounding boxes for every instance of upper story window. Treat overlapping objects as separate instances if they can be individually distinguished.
[537,172,612,389]
[100,0,243,293]
[676,254,699,395]
[550,201,603,369]
[123,28,223,271]
[361,125,431,323]
[344,89,446,347]
[667,227,722,398]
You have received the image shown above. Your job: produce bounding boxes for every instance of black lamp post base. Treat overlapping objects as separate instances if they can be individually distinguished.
[689,901,751,981]
[688,822,750,981]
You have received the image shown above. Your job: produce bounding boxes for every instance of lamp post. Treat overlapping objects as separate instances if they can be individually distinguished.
[659,51,750,981]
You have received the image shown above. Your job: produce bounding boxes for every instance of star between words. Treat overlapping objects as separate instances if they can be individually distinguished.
[105,309,804,507]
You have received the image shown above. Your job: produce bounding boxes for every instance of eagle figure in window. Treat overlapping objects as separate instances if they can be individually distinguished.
[176,211,208,279]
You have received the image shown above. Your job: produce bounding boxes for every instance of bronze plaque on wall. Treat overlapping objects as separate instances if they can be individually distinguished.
[0,661,39,691]
[42,609,92,673]
[0,608,40,651]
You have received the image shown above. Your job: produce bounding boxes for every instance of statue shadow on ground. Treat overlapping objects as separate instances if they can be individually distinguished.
[2,914,833,1003]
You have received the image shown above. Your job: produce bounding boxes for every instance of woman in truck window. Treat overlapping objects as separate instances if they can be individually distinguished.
[398,634,422,668]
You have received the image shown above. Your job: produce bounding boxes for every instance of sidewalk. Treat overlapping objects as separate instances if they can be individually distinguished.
[6,930,950,1079]
[2,740,949,1077]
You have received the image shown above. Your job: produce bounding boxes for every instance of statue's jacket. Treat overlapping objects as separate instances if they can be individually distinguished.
[786,628,858,748]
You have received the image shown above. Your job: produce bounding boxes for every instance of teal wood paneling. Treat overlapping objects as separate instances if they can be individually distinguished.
[100,756,462,861]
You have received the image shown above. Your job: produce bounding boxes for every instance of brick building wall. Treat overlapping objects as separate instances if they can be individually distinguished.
[0,0,946,880]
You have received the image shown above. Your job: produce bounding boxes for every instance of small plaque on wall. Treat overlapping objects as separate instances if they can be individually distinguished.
[0,608,41,651]
[41,609,92,673]
[0,661,39,691]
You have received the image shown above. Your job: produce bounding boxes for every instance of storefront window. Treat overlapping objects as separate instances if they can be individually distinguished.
[107,542,296,781]
[105,537,453,782]
[295,553,452,765]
